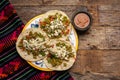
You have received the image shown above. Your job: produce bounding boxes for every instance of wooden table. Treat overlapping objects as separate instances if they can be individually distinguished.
[10,0,120,79]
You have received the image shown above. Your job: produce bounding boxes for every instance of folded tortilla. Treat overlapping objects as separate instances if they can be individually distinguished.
[39,10,72,40]
[16,28,49,61]
[44,40,76,71]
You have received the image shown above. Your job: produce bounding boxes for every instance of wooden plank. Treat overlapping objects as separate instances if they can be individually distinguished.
[97,0,120,5]
[14,5,98,25]
[70,50,120,76]
[99,11,120,27]
[105,27,120,49]
[43,0,81,5]
[78,27,107,50]
[84,0,120,5]
[9,0,42,6]
[70,72,120,80]
[78,27,120,50]
[43,0,120,5]
[98,5,120,27]
[98,5,120,11]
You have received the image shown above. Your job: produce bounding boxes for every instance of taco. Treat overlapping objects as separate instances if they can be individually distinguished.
[44,40,76,70]
[39,10,72,40]
[16,28,49,61]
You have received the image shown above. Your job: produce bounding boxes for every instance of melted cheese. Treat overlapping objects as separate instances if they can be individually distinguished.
[49,19,64,37]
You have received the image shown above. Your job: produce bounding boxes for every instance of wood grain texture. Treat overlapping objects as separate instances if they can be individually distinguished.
[83,0,120,5]
[9,0,42,6]
[43,0,81,5]
[78,27,120,49]
[98,5,120,11]
[70,72,120,80]
[99,11,120,27]
[106,27,120,49]
[70,50,120,76]
[98,5,120,27]
[78,27,107,49]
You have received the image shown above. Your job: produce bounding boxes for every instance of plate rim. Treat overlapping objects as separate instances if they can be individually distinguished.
[23,14,78,71]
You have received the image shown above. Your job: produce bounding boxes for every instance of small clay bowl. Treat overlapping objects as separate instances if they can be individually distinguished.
[72,6,92,33]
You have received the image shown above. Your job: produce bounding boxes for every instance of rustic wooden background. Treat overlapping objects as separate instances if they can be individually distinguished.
[9,0,120,80]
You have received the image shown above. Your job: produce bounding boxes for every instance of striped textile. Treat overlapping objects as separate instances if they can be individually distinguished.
[0,0,74,80]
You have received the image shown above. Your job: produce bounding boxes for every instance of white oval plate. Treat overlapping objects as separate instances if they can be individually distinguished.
[23,14,78,71]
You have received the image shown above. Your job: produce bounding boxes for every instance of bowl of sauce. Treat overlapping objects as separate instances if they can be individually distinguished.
[72,6,92,32]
